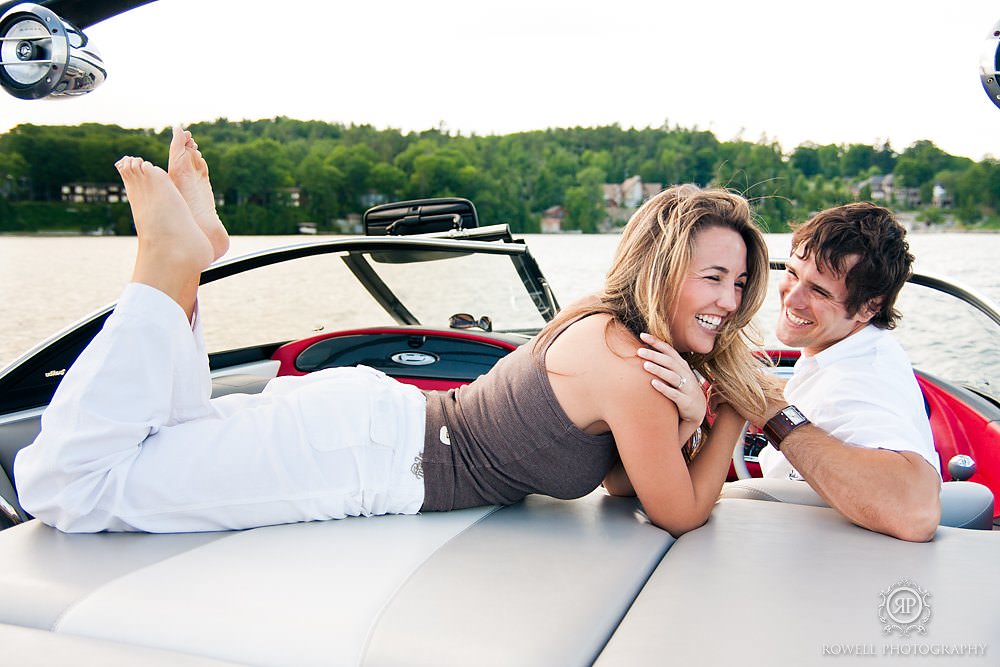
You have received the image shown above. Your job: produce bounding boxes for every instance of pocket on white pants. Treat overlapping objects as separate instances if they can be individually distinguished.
[293,368,380,453]
[289,365,404,454]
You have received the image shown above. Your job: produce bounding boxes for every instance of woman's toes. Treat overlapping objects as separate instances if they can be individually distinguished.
[115,156,140,179]
[142,161,168,177]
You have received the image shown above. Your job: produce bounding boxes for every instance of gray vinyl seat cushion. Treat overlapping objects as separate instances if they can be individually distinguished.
[723,478,995,530]
[0,491,673,667]
[2,490,997,666]
[596,499,1000,667]
[723,477,828,506]
[937,481,996,529]
[0,622,246,666]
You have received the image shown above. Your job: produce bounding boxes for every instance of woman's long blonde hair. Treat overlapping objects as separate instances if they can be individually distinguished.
[535,184,770,423]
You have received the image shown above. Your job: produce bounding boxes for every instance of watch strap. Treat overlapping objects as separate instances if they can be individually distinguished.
[762,405,810,450]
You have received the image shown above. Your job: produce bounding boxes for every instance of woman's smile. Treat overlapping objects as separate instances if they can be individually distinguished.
[670,226,747,354]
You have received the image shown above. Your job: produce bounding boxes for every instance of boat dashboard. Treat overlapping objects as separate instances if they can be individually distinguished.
[270,327,527,391]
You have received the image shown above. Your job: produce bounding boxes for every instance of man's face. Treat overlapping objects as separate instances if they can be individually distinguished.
[775,251,875,356]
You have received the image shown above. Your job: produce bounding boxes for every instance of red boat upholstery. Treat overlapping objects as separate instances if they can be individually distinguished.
[917,374,1000,500]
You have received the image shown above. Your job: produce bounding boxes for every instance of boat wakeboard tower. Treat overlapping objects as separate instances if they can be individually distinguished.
[983,19,1000,110]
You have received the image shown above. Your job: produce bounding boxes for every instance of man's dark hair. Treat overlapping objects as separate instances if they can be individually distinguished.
[789,202,913,330]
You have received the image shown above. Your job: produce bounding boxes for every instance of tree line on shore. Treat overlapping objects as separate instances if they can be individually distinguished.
[0,117,998,235]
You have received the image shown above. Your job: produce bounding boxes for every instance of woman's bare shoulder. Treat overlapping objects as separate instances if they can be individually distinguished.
[547,313,624,361]
[546,314,647,384]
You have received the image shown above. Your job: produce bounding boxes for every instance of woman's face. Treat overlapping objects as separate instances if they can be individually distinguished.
[669,226,748,354]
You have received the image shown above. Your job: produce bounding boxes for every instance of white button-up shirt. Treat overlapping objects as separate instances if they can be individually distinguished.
[758,325,940,481]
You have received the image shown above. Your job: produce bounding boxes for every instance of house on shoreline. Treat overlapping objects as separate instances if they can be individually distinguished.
[541,175,663,233]
[602,175,662,230]
[60,183,127,204]
[540,205,565,234]
[851,174,922,208]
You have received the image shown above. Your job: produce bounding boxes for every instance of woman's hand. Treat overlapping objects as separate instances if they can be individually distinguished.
[637,332,707,430]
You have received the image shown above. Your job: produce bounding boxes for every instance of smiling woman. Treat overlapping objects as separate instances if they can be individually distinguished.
[532,184,775,532]
[537,185,771,424]
[12,134,774,540]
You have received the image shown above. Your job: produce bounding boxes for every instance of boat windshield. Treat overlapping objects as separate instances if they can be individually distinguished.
[191,237,552,357]
[356,249,550,334]
[893,280,1000,401]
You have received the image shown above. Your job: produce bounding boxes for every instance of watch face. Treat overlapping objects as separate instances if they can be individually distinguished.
[785,406,808,425]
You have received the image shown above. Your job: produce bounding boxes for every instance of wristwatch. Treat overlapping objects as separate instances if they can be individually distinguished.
[762,405,810,450]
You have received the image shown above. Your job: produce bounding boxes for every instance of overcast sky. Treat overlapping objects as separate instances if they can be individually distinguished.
[1,0,997,160]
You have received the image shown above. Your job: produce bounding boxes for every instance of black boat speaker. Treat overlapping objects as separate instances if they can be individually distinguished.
[0,2,106,99]
[981,19,1000,111]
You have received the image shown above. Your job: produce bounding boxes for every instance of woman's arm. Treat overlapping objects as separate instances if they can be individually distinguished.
[681,404,745,518]
[608,394,744,537]
[636,332,706,445]
[545,315,738,536]
[598,331,703,497]
[589,340,743,536]
[602,459,636,497]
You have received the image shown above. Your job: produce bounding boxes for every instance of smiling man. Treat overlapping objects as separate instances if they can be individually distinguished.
[647,202,943,541]
[755,202,942,541]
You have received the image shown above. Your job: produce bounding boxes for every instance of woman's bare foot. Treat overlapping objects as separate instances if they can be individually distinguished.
[116,156,214,318]
[167,126,230,261]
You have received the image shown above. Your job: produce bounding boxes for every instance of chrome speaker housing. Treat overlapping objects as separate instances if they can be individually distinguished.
[980,20,1000,111]
[0,2,105,99]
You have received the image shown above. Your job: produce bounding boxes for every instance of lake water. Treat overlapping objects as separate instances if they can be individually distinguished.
[2,232,999,395]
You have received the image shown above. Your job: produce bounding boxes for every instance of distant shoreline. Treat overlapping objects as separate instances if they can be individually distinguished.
[3,227,999,238]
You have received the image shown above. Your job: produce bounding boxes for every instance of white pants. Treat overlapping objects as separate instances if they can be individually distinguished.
[13,283,427,533]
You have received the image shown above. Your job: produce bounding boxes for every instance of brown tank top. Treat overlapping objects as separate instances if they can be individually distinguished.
[419,319,615,511]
